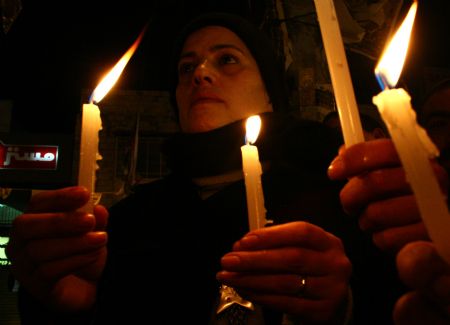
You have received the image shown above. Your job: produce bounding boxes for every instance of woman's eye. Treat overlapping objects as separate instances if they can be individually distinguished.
[178,62,195,74]
[218,54,238,65]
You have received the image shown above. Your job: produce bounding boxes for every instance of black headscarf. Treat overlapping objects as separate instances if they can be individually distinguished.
[167,12,289,114]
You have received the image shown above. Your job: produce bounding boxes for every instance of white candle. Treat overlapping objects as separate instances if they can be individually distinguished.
[313,0,364,146]
[78,103,102,212]
[373,2,450,264]
[241,116,268,230]
[77,26,147,212]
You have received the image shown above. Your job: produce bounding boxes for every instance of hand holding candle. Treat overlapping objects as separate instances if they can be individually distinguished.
[216,116,268,316]
[78,26,147,212]
[241,115,271,230]
[372,2,450,264]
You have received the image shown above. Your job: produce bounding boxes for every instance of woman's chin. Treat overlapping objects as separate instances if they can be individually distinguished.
[184,111,232,133]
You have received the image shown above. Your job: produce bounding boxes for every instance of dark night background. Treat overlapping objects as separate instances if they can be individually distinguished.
[0,0,449,135]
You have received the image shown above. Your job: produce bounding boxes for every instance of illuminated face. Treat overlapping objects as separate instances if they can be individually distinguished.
[175,26,273,133]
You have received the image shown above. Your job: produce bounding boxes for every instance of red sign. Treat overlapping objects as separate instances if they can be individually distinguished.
[0,141,58,170]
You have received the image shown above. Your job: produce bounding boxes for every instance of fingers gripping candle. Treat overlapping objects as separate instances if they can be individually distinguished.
[78,26,147,212]
[373,2,450,264]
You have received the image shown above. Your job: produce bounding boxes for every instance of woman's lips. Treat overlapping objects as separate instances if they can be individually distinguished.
[191,94,224,107]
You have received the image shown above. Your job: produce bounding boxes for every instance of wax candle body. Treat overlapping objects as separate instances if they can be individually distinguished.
[313,0,364,146]
[373,88,450,264]
[78,103,103,212]
[241,143,266,231]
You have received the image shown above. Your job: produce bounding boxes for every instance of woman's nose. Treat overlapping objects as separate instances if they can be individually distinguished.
[193,60,214,86]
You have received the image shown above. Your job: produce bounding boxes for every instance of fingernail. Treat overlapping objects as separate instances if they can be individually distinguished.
[216,271,231,281]
[338,145,346,155]
[66,186,90,205]
[239,234,259,248]
[328,156,344,178]
[66,186,89,196]
[79,214,95,229]
[87,231,107,245]
[221,255,241,267]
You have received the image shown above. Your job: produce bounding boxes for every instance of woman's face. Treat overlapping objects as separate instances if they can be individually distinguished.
[176,26,273,133]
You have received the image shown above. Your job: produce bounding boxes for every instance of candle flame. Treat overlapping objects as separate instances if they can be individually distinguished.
[89,25,147,103]
[374,2,417,89]
[245,115,261,144]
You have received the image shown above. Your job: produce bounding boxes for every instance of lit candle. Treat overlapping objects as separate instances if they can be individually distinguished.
[78,26,146,212]
[372,2,450,264]
[78,101,102,213]
[216,116,266,317]
[313,0,364,146]
[241,115,270,230]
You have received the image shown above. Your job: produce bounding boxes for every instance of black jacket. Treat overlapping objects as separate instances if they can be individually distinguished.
[92,115,405,324]
[18,114,405,324]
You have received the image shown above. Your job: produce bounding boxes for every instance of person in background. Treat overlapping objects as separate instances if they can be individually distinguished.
[419,78,450,176]
[6,11,445,325]
[322,109,387,142]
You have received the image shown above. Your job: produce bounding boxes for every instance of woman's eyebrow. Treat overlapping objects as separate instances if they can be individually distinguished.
[210,43,245,54]
[179,43,245,60]
[178,51,196,61]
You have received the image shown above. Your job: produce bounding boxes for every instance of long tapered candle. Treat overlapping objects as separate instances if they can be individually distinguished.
[314,0,364,146]
[372,2,450,264]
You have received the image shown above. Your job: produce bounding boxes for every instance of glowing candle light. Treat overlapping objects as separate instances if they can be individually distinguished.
[241,115,269,230]
[313,0,364,146]
[372,2,450,264]
[78,26,146,212]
